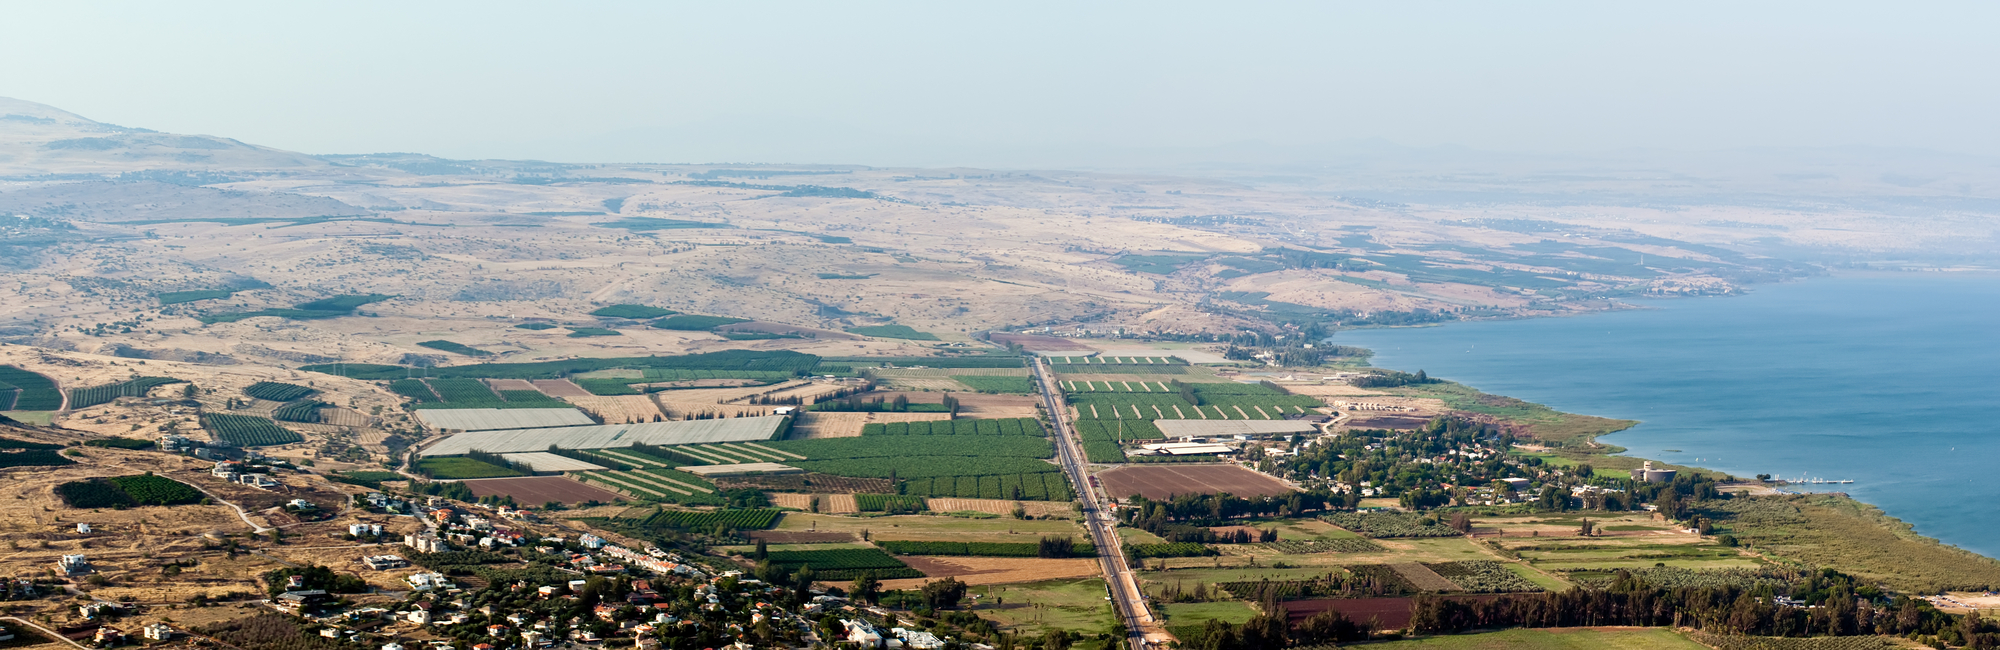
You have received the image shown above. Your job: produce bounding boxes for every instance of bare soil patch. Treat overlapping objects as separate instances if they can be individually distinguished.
[882,556,1101,589]
[532,379,593,397]
[1096,465,1295,500]
[462,476,624,505]
[925,498,1074,518]
[485,379,539,392]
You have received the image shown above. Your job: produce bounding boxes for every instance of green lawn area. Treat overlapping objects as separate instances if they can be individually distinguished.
[1117,527,1168,544]
[1366,628,1706,650]
[416,457,527,479]
[1,412,54,425]
[966,579,1115,634]
[774,513,1083,542]
[1161,601,1257,626]
[1507,562,1573,591]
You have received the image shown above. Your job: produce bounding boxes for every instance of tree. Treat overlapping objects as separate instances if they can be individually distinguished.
[921,577,968,610]
[1041,629,1071,650]
[851,572,881,605]
[753,538,768,560]
[1578,518,1595,537]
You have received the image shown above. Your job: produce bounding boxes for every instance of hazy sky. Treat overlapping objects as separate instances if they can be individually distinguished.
[4,2,1996,167]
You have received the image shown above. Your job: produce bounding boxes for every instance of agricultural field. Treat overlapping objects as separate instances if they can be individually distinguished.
[963,579,1116,635]
[764,545,923,580]
[567,327,623,337]
[1500,539,1760,572]
[461,476,625,505]
[1325,512,1464,538]
[271,400,324,423]
[243,381,315,402]
[954,376,1035,394]
[652,314,751,331]
[860,418,1041,436]
[590,304,677,319]
[200,413,304,446]
[1064,381,1321,421]
[628,507,782,532]
[1095,465,1294,500]
[416,457,527,480]
[399,378,572,410]
[66,376,184,409]
[55,474,205,508]
[773,512,1084,543]
[416,340,492,356]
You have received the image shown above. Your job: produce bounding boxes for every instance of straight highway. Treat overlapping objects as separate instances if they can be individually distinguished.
[1031,357,1162,650]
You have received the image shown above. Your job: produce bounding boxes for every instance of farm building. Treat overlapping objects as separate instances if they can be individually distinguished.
[1135,442,1237,456]
[419,416,787,456]
[1154,419,1318,439]
[416,408,597,432]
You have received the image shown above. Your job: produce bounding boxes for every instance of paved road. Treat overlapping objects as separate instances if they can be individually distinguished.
[1031,358,1162,650]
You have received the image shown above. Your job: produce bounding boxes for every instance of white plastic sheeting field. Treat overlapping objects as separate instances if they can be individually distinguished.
[420,416,786,456]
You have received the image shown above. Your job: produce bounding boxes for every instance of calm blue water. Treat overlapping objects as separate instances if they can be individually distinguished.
[1333,273,2000,558]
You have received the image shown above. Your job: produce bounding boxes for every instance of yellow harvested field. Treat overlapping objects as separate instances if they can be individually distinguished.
[562,395,665,423]
[821,494,859,513]
[787,411,952,439]
[927,498,1075,518]
[880,556,1102,590]
[769,493,815,510]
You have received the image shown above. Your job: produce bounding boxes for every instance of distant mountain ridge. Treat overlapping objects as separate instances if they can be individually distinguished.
[0,96,325,174]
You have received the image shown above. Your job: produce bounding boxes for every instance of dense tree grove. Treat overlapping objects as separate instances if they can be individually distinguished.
[1409,569,2000,646]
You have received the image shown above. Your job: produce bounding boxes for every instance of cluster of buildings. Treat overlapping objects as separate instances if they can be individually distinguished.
[210,461,278,488]
[840,619,948,650]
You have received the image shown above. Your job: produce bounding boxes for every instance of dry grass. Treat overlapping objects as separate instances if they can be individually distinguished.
[564,395,665,424]
[926,498,1075,518]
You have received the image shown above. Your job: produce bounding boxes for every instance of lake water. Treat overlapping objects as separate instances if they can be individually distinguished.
[1333,273,2000,558]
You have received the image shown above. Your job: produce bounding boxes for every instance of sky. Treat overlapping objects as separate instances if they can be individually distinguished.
[2,1,1996,168]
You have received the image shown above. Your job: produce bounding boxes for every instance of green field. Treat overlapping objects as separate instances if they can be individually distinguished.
[774,513,1082,543]
[566,327,623,337]
[652,314,751,331]
[1363,628,1707,650]
[846,325,940,340]
[953,375,1034,394]
[1161,601,1257,626]
[590,304,676,319]
[416,457,527,479]
[416,340,492,357]
[966,579,1115,634]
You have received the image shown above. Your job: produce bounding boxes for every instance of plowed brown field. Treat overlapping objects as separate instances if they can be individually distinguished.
[1096,465,1294,500]
[881,556,1101,589]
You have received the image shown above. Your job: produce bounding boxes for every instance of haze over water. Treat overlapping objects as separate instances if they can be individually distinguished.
[1335,273,2000,558]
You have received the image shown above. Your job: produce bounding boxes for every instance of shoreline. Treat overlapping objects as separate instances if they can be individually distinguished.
[1359,367,2000,581]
